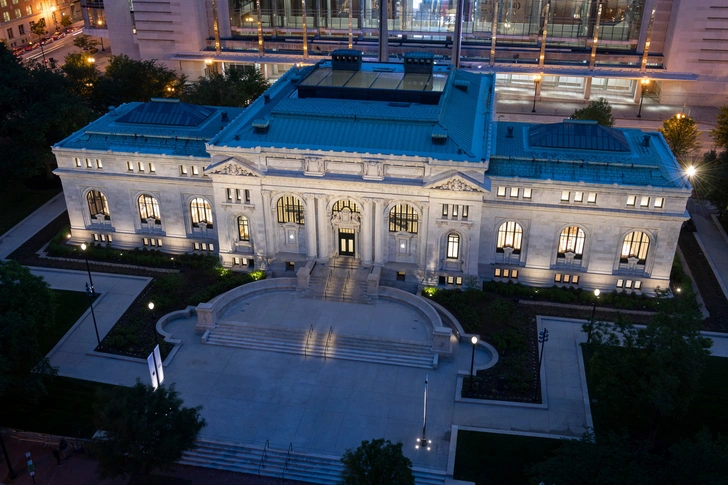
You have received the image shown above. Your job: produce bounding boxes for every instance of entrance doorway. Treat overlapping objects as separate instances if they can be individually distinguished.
[338,228,355,256]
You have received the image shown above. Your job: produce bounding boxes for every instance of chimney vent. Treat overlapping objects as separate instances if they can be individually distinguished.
[506,126,514,138]
[643,135,650,147]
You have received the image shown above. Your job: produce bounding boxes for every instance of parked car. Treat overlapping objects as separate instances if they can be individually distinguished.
[51,31,66,40]
[24,42,39,52]
[12,47,24,56]
[41,37,54,45]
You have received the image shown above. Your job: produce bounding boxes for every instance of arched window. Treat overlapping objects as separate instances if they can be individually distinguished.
[332,200,360,213]
[389,204,418,233]
[138,194,160,224]
[558,226,585,259]
[87,190,109,220]
[276,195,305,224]
[190,197,213,228]
[446,233,460,259]
[496,221,523,253]
[238,216,250,241]
[621,231,650,263]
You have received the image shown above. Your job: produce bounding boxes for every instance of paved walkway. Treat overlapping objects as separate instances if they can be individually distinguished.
[687,199,728,301]
[0,193,66,260]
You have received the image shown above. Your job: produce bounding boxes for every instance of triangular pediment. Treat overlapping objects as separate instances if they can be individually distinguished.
[205,157,260,177]
[425,173,486,193]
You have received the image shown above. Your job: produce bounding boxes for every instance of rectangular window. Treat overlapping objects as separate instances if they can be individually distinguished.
[554,273,562,283]
[142,237,149,246]
[226,188,233,201]
[209,243,214,251]
[127,161,134,171]
[563,274,571,283]
[107,234,113,242]
[201,243,208,251]
[616,279,624,288]
[640,196,650,207]
[100,234,106,242]
[511,270,518,279]
[523,188,532,199]
[148,163,155,173]
[17,20,23,32]
[503,269,510,278]
[462,205,469,219]
[447,276,454,284]
[1,1,7,8]
[156,239,162,247]
[455,277,463,286]
[438,275,446,285]
[7,28,13,39]
[194,242,200,250]
[654,197,665,208]
[572,275,579,284]
[25,5,31,15]
[96,159,102,169]
[150,238,157,246]
[233,257,241,266]
[179,165,187,175]
[396,271,406,281]
[574,191,583,202]
[497,187,506,197]
[245,189,250,203]
[85,158,92,168]
[286,261,295,271]
[626,195,635,206]
[452,205,458,217]
[192,166,199,175]
[634,281,642,290]
[3,12,9,22]
[510,187,519,198]
[587,192,597,203]
[442,204,448,217]
[93,233,99,241]
[494,268,501,277]
[561,190,570,201]
[74,158,81,167]
[625,280,633,289]
[138,162,144,172]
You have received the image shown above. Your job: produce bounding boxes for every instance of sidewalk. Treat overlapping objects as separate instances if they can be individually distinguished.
[0,193,66,260]
[687,199,728,301]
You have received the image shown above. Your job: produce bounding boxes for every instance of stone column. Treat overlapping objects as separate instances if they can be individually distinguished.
[261,189,274,267]
[317,196,329,261]
[418,202,429,269]
[362,198,374,265]
[374,199,384,264]
[304,193,318,259]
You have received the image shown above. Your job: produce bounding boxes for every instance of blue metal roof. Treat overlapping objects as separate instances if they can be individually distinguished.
[116,99,216,126]
[529,120,630,152]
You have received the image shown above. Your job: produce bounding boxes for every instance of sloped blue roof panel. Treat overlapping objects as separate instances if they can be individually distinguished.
[116,99,216,127]
[529,120,630,152]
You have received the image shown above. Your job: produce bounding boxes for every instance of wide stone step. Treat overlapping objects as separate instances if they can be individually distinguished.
[180,439,447,485]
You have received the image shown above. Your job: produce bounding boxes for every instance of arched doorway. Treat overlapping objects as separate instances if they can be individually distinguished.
[331,200,361,258]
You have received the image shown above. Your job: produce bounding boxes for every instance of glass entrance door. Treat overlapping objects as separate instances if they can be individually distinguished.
[338,228,355,256]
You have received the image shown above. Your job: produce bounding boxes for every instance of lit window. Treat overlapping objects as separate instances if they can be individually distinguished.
[138,194,161,223]
[621,231,650,264]
[511,270,518,279]
[25,5,31,15]
[210,244,214,251]
[389,204,419,234]
[238,216,250,241]
[397,271,406,282]
[572,275,579,284]
[523,188,532,199]
[554,273,562,282]
[93,234,99,241]
[87,190,110,220]
[276,195,305,224]
[85,158,92,168]
[442,204,448,217]
[447,276,455,285]
[179,165,187,175]
[497,187,506,197]
[503,269,510,278]
[192,166,199,175]
[233,257,241,265]
[494,268,501,277]
[150,238,157,246]
[143,238,149,246]
[452,205,459,217]
[574,191,583,202]
[74,158,81,167]
[455,277,463,286]
[244,189,251,203]
[640,196,650,207]
[234,189,241,201]
[627,195,636,206]
[446,233,460,260]
[2,12,8,22]
[616,279,624,288]
[127,161,134,171]
[226,188,233,201]
[558,226,586,258]
[496,221,523,253]
[625,280,633,289]
[561,191,570,202]
[108,234,113,242]
[96,159,102,169]
[190,197,213,228]
[194,242,200,250]
[587,192,597,203]
[156,239,162,247]
[138,162,144,172]
[510,187,519,198]
[563,275,571,283]
[654,197,665,208]
[148,163,155,173]
[462,205,469,219]
[201,243,208,251]
[634,281,642,290]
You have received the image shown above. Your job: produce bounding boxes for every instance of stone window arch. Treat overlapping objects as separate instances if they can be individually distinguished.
[87,190,110,220]
[447,233,460,260]
[496,221,523,254]
[389,204,419,234]
[190,197,213,228]
[276,195,305,224]
[238,215,250,242]
[138,194,161,224]
[558,226,585,259]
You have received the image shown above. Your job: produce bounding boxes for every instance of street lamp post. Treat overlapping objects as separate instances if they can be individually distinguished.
[148,302,159,346]
[536,327,549,386]
[637,77,650,118]
[97,20,105,51]
[531,74,542,113]
[469,336,478,391]
[587,288,600,344]
[86,282,101,346]
[415,374,431,451]
[0,433,18,482]
[80,243,95,295]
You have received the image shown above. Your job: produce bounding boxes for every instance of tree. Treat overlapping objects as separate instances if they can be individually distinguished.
[30,18,48,63]
[340,439,415,485]
[60,15,73,29]
[527,431,664,485]
[72,34,99,54]
[659,114,701,159]
[183,66,270,107]
[668,429,728,485]
[62,52,101,100]
[698,150,728,217]
[0,43,93,179]
[571,98,614,127]
[0,261,57,401]
[710,105,728,151]
[587,305,711,447]
[91,381,206,482]
[95,55,186,107]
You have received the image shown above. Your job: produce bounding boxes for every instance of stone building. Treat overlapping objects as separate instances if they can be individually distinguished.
[53,52,691,295]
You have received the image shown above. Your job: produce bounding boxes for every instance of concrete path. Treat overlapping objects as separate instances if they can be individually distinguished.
[686,199,728,301]
[0,193,66,260]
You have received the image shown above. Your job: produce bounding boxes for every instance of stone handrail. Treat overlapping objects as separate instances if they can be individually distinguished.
[196,278,297,333]
[366,266,381,298]
[296,260,316,290]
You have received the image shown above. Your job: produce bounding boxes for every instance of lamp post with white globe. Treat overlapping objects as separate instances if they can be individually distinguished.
[586,288,600,344]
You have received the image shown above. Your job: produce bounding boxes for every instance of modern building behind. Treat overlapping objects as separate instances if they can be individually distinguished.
[1,0,77,49]
[53,53,691,295]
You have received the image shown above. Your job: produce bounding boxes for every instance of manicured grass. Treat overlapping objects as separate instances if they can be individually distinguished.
[454,430,562,485]
[38,289,94,355]
[584,346,728,445]
[0,376,117,438]
[0,178,60,235]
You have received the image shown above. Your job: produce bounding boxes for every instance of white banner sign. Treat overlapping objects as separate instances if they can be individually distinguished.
[147,345,165,389]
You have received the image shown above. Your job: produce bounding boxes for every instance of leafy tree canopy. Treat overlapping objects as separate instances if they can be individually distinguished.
[72,34,99,54]
[95,55,186,107]
[340,439,415,485]
[710,105,728,151]
[570,98,614,127]
[30,18,47,40]
[0,260,57,400]
[60,15,73,29]
[697,150,728,217]
[0,43,92,179]
[91,381,206,481]
[62,52,101,101]
[183,66,270,107]
[659,114,701,160]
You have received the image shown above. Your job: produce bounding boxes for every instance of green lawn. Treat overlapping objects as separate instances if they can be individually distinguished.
[0,178,60,235]
[0,376,117,438]
[454,430,562,485]
[39,289,94,355]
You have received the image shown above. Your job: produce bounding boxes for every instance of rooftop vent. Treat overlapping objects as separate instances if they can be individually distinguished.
[642,135,650,147]
[432,129,448,145]
[264,94,271,104]
[454,79,470,92]
[404,52,434,74]
[221,111,229,122]
[253,119,270,134]
[331,49,363,71]
[506,126,514,138]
